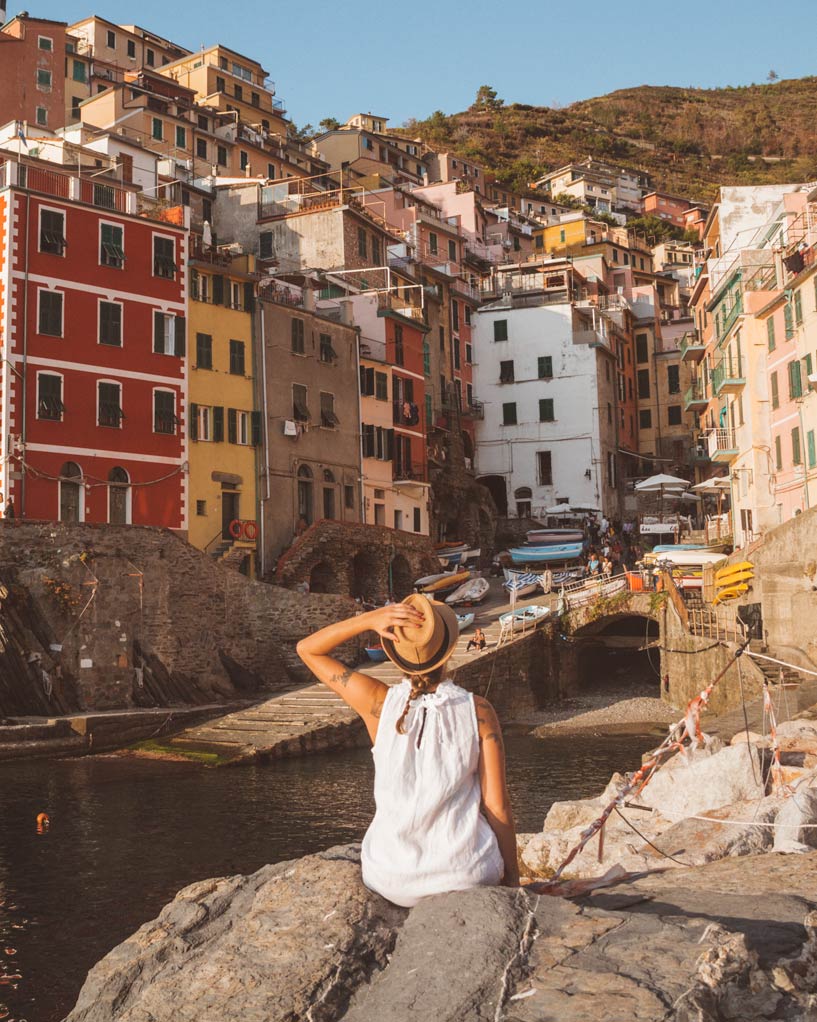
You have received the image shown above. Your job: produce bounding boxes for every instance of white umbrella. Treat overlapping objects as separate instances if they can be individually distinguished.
[570,502,601,513]
[634,473,690,492]
[691,477,731,493]
[544,503,573,515]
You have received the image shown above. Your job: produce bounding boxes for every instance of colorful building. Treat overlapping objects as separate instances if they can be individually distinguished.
[0,13,69,132]
[187,241,259,570]
[0,155,188,526]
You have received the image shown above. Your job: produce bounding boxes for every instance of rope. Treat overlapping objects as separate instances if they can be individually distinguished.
[746,650,817,678]
[736,655,761,788]
[612,806,693,866]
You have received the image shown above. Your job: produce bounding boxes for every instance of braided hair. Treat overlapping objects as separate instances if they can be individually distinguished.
[395,665,445,734]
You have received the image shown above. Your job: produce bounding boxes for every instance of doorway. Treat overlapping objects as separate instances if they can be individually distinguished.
[222,487,240,539]
[59,462,83,522]
[108,467,130,524]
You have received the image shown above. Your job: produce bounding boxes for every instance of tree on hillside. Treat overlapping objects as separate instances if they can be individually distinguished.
[767,70,779,83]
[318,117,341,132]
[624,215,689,244]
[472,85,504,111]
[289,122,314,142]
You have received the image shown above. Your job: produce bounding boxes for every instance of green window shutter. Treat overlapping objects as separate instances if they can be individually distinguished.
[538,355,553,379]
[775,435,782,470]
[227,408,237,444]
[189,403,198,441]
[425,393,432,427]
[153,311,164,353]
[174,315,186,357]
[789,359,803,399]
[794,289,803,326]
[251,410,261,446]
[784,302,794,339]
[539,398,554,422]
[767,317,775,350]
[213,406,224,442]
[771,372,779,409]
[807,429,816,469]
[792,426,802,465]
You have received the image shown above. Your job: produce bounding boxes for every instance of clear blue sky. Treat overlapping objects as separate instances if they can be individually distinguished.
[16,0,817,128]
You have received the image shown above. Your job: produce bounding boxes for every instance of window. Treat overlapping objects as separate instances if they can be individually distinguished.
[771,371,779,409]
[808,429,816,469]
[767,317,776,350]
[99,301,122,346]
[37,69,52,91]
[154,390,176,434]
[240,151,249,171]
[362,423,375,457]
[356,226,368,260]
[34,105,47,126]
[38,35,53,50]
[537,451,552,485]
[291,318,305,354]
[465,305,472,325]
[429,233,438,255]
[371,236,381,265]
[216,75,226,93]
[539,398,554,422]
[502,402,517,426]
[38,289,63,336]
[217,145,228,166]
[98,381,124,427]
[196,333,213,369]
[413,507,421,532]
[100,223,124,267]
[227,409,253,445]
[196,138,208,160]
[453,339,461,370]
[668,405,682,426]
[152,117,163,141]
[789,359,803,399]
[127,39,136,58]
[794,289,803,326]
[319,333,337,363]
[639,409,652,429]
[538,355,553,379]
[775,434,783,470]
[153,312,185,356]
[635,333,649,363]
[465,342,473,364]
[448,239,457,262]
[439,326,445,352]
[499,360,514,383]
[196,500,206,516]
[106,29,116,48]
[229,340,246,376]
[153,236,176,278]
[792,426,802,465]
[37,374,63,420]
[293,384,310,421]
[784,302,794,339]
[637,369,651,399]
[559,229,566,243]
[40,209,66,255]
[233,84,243,101]
[394,324,404,366]
[146,48,155,67]
[452,300,459,332]
[667,364,680,394]
[422,341,431,376]
[320,392,339,428]
[375,372,388,401]
[175,126,186,149]
[493,319,508,342]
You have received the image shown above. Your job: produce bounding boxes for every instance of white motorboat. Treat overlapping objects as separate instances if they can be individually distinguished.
[445,576,490,606]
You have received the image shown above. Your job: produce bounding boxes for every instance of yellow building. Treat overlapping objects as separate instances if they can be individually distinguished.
[187,245,259,575]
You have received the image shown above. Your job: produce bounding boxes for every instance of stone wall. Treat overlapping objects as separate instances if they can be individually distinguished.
[275,519,440,602]
[0,521,357,716]
[429,429,496,561]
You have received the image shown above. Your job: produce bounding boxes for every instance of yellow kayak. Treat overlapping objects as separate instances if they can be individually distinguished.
[712,583,749,605]
[421,569,471,593]
[716,569,754,587]
[715,561,754,583]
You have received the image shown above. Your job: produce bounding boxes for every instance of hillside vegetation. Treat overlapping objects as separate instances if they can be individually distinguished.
[406,77,817,202]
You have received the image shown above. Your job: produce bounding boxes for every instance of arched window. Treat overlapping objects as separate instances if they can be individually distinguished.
[108,466,130,525]
[514,486,532,520]
[323,469,335,483]
[297,464,313,527]
[59,462,83,522]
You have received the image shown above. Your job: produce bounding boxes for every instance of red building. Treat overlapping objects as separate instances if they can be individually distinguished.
[0,158,188,527]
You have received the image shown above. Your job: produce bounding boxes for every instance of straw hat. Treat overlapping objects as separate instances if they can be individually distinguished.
[381,593,460,675]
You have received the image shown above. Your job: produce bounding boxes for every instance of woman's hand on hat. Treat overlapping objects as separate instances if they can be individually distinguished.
[368,604,425,642]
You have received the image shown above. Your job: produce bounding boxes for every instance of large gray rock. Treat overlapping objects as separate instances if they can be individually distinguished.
[66,845,817,1022]
[774,787,817,853]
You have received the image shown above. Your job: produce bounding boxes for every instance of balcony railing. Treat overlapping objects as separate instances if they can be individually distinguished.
[679,331,706,362]
[9,161,144,217]
[684,380,708,410]
[704,428,738,462]
[711,354,745,396]
[464,400,484,420]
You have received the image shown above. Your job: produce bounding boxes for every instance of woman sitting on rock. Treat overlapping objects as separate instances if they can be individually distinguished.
[297,594,519,907]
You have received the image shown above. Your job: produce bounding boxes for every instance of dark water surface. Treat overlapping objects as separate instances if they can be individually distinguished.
[0,732,653,1021]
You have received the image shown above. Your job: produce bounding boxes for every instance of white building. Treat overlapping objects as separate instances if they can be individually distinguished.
[473,263,620,519]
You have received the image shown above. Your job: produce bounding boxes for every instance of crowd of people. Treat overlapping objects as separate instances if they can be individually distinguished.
[579,515,643,579]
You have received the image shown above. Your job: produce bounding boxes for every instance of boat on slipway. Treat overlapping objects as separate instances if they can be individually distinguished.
[509,541,584,565]
[414,569,471,594]
[525,529,584,546]
[445,577,490,606]
[498,605,550,634]
[456,612,475,631]
[502,572,543,598]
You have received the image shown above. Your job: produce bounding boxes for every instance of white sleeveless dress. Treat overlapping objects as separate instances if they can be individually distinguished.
[361,679,504,908]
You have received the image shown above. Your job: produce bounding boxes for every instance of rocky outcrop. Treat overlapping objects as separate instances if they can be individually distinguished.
[65,845,817,1022]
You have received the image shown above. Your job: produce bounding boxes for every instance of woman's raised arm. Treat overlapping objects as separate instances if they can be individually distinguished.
[296,604,424,741]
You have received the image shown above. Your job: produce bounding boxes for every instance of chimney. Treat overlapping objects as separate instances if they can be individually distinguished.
[339,299,354,327]
[302,287,315,312]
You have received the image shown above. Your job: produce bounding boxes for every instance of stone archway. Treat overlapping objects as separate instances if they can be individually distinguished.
[571,612,661,692]
[477,475,507,517]
[309,560,336,594]
[389,554,413,599]
[351,549,381,602]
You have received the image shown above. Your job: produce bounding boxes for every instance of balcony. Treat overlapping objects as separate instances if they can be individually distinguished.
[393,465,429,488]
[712,355,745,396]
[679,331,706,363]
[704,428,738,462]
[684,380,708,411]
[463,400,484,420]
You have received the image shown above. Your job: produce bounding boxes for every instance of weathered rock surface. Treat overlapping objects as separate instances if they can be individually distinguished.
[66,846,817,1022]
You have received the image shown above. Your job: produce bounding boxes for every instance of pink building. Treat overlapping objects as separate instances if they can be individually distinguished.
[642,191,691,227]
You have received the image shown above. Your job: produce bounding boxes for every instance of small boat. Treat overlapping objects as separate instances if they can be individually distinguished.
[439,546,481,568]
[365,645,388,663]
[653,550,728,568]
[715,560,754,583]
[445,577,490,606]
[434,541,468,552]
[651,544,708,554]
[503,572,542,598]
[419,569,471,594]
[498,605,550,633]
[510,542,584,565]
[712,583,749,605]
[456,612,475,632]
[526,529,584,545]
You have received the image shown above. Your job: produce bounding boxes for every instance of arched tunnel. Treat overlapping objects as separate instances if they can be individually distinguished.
[574,614,661,695]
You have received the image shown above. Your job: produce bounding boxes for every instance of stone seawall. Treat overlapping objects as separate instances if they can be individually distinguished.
[0,521,357,716]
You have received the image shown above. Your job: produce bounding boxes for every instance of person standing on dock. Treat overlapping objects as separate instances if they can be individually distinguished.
[297,595,519,907]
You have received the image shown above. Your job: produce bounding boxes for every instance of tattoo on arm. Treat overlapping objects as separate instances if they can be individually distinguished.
[483,731,502,745]
[329,668,354,689]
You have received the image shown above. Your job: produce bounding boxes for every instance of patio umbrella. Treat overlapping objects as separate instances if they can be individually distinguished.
[634,473,691,492]
[690,478,731,493]
[544,503,573,515]
[570,502,601,513]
